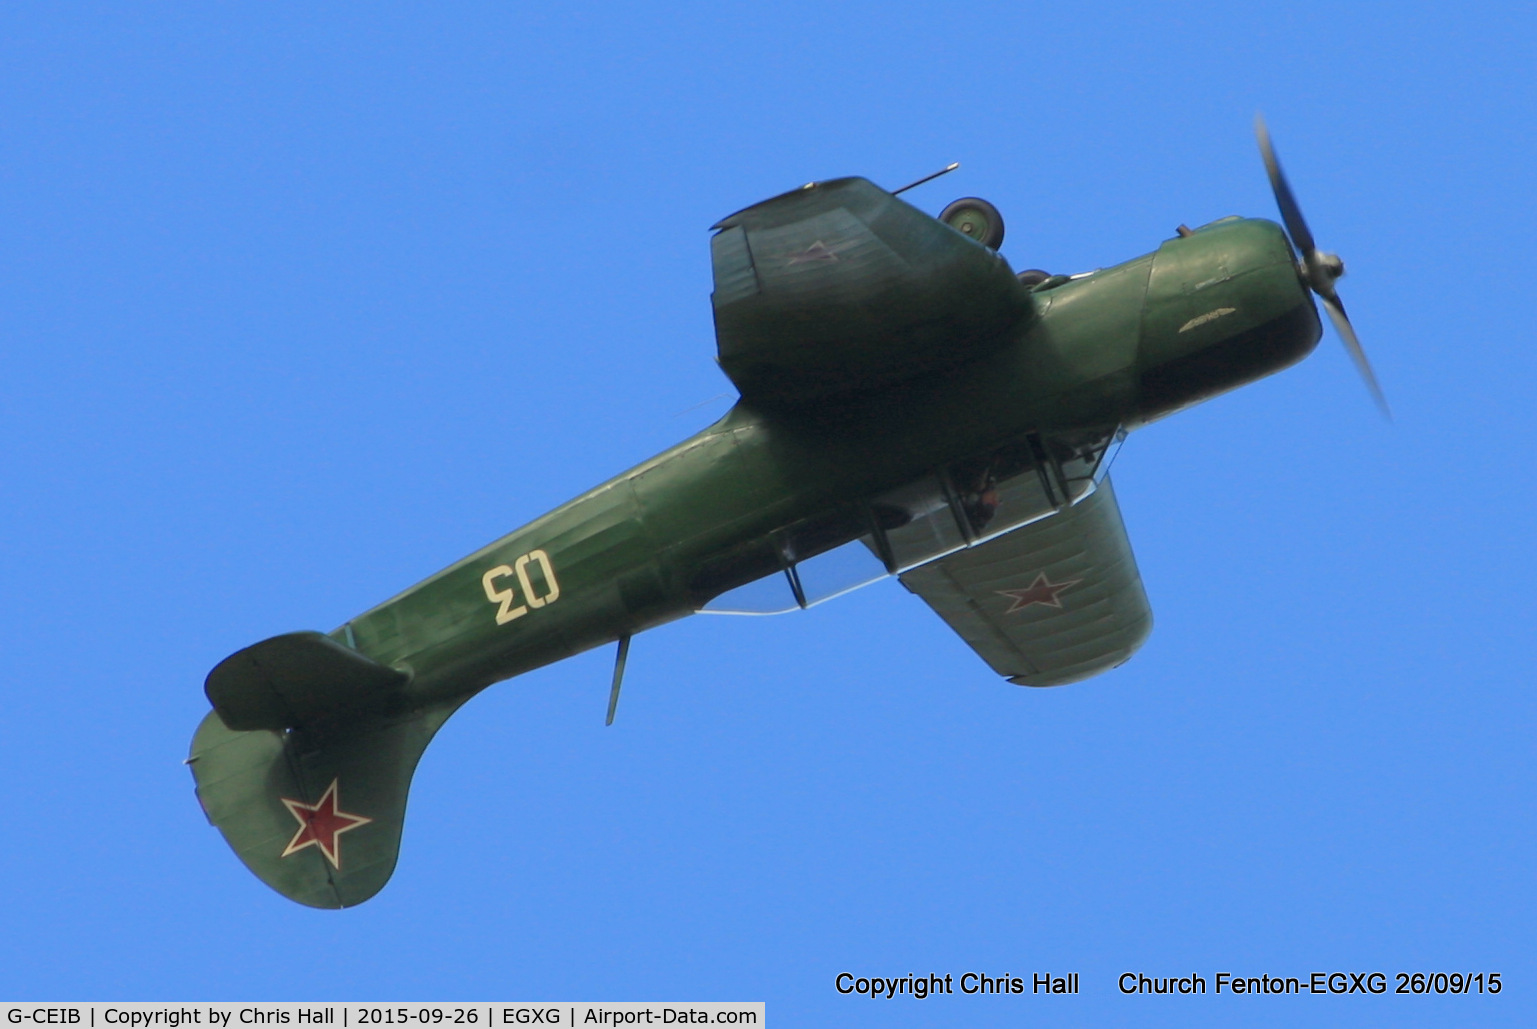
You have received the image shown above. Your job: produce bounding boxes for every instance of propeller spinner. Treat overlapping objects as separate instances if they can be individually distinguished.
[1255,115,1389,418]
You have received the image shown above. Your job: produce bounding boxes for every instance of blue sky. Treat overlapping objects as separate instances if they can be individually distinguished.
[1,3,1532,1025]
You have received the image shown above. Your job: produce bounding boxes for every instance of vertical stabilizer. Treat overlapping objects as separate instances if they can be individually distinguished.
[189,699,462,908]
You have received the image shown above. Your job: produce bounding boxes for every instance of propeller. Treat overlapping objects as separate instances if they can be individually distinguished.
[1255,115,1389,418]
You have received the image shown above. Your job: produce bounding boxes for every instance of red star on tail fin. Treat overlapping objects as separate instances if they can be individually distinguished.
[280,779,372,869]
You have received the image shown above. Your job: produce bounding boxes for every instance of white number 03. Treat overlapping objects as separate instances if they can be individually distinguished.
[481,550,561,625]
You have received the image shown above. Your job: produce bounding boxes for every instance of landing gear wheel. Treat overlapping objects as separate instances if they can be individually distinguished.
[939,197,1005,250]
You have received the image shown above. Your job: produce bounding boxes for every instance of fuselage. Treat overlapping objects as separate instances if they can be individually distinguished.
[335,216,1320,710]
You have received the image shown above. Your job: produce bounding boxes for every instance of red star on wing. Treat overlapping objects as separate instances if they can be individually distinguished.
[786,240,841,265]
[997,572,1081,613]
[280,779,372,869]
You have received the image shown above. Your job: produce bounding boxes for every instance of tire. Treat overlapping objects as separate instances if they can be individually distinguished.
[939,197,1005,249]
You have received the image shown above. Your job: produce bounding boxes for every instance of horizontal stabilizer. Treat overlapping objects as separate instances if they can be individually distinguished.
[205,631,409,732]
[189,699,462,908]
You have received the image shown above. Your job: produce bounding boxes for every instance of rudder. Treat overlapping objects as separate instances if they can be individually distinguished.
[189,699,463,908]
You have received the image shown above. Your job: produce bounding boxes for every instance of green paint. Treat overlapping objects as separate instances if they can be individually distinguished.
[190,175,1323,907]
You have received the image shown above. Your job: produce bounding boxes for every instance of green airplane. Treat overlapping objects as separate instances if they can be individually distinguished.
[189,119,1382,908]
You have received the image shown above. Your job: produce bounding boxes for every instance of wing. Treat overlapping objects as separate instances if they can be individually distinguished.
[899,476,1152,686]
[710,176,1031,404]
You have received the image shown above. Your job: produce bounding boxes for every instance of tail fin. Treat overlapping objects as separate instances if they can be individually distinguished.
[190,632,462,908]
[189,702,462,908]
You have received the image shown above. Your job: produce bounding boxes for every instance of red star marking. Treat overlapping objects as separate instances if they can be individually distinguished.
[997,573,1081,613]
[786,240,840,265]
[280,779,372,869]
